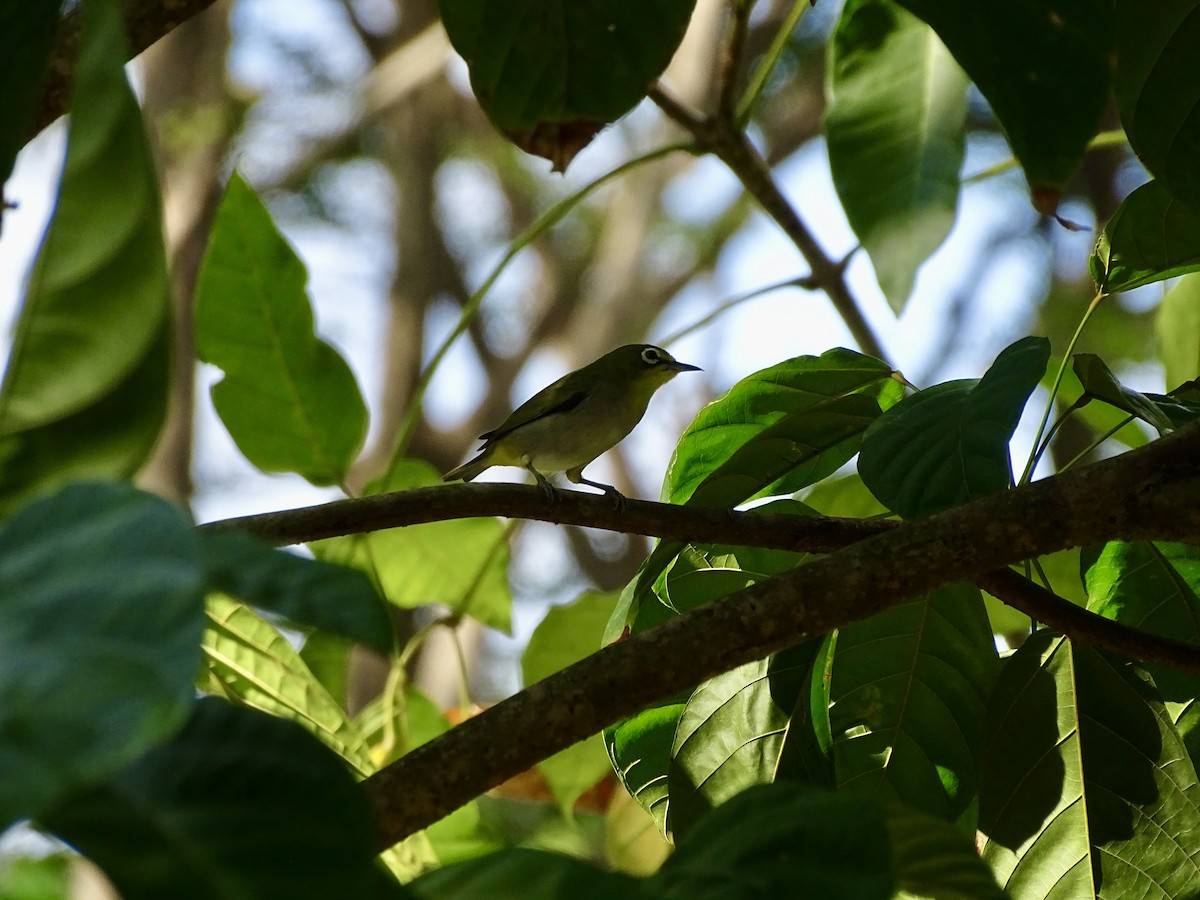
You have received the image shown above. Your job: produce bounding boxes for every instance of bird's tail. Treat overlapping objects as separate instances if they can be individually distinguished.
[443,452,491,483]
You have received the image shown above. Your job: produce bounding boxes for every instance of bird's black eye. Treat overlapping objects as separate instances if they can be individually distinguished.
[641,347,663,366]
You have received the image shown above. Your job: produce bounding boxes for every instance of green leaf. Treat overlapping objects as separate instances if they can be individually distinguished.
[668,640,830,838]
[1091,179,1200,292]
[0,0,167,429]
[437,0,696,171]
[523,591,619,813]
[0,1,59,190]
[0,483,205,831]
[299,630,351,710]
[0,327,169,517]
[651,784,894,899]
[606,701,687,838]
[1084,541,1200,700]
[859,336,1049,518]
[0,0,169,511]
[199,529,392,653]
[43,698,392,900]
[201,597,374,774]
[194,171,368,486]
[607,541,803,836]
[665,348,898,507]
[1073,352,1176,433]
[314,459,512,633]
[827,0,967,312]
[1114,2,1200,210]
[893,0,1112,200]
[980,632,1200,898]
[829,583,998,823]
[1158,273,1200,388]
[886,802,1006,899]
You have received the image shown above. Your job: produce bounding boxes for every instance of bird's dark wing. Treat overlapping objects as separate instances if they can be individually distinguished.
[478,373,590,444]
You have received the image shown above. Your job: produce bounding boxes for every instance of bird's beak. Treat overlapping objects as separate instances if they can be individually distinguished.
[669,360,702,372]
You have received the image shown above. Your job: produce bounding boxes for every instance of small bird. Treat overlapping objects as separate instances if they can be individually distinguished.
[444,344,700,503]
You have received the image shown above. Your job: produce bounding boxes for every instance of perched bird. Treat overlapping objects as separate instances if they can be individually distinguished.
[444,344,700,503]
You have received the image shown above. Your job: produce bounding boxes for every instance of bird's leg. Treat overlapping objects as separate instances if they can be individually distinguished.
[566,466,627,511]
[525,462,561,502]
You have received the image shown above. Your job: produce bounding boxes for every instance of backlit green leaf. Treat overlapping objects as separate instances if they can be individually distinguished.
[1157,273,1200,388]
[827,0,967,312]
[0,0,169,512]
[314,459,512,633]
[980,632,1200,898]
[1091,179,1200,292]
[666,348,898,507]
[1073,352,1175,433]
[195,172,368,486]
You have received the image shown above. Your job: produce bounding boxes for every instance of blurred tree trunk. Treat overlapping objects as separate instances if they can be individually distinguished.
[137,2,236,508]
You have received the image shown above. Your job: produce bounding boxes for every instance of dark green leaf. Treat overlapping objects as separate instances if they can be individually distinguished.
[886,802,1006,899]
[980,632,1200,898]
[829,583,998,822]
[859,336,1049,518]
[1073,352,1176,433]
[0,483,205,831]
[0,0,167,431]
[893,0,1112,200]
[0,1,59,192]
[827,0,967,311]
[1091,179,1200,292]
[200,529,392,653]
[1114,2,1200,210]
[194,172,368,486]
[0,326,169,517]
[1157,273,1200,388]
[652,784,893,900]
[437,0,696,170]
[666,348,898,507]
[44,698,391,900]
[668,640,830,838]
[314,459,512,633]
[0,0,169,511]
[523,591,619,813]
[411,847,642,900]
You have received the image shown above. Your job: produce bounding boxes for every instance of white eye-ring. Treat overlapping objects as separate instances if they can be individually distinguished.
[641,347,662,366]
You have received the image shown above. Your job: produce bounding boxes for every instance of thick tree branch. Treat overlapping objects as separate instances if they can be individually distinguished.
[357,423,1200,847]
[31,0,223,139]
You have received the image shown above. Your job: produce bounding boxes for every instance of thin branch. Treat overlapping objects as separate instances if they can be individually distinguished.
[361,421,1200,846]
[648,85,887,362]
[199,483,890,551]
[718,0,754,121]
[31,0,224,139]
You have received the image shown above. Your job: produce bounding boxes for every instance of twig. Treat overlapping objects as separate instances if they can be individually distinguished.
[718,0,754,121]
[361,420,1200,846]
[649,84,887,362]
[30,0,224,139]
